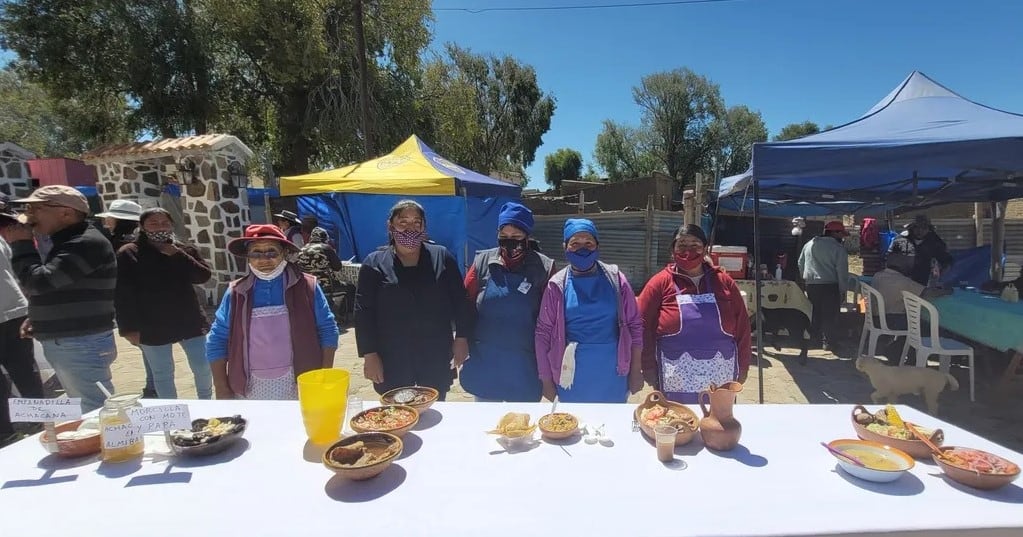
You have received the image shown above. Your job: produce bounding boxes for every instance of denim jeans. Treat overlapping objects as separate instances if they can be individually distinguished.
[41,331,117,413]
[139,336,213,399]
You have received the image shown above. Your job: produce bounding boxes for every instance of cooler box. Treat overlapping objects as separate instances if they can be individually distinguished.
[710,246,749,279]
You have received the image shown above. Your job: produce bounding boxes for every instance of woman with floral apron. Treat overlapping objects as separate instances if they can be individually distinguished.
[638,224,752,404]
[206,225,340,400]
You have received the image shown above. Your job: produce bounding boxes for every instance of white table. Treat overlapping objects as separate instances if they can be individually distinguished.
[2,401,1023,537]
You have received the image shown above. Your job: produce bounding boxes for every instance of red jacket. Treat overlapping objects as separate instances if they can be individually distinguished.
[637,263,751,375]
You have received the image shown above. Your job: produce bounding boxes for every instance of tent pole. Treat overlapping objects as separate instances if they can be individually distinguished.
[753,176,764,404]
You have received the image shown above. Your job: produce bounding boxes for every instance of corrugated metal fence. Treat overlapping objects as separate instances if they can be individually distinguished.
[533,210,685,289]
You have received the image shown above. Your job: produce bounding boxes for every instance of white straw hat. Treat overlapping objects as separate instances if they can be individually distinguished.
[95,199,143,221]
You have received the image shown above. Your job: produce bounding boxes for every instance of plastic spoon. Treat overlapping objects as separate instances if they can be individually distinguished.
[820,442,866,467]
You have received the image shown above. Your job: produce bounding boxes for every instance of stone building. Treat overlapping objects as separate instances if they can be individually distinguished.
[0,142,37,197]
[82,134,254,303]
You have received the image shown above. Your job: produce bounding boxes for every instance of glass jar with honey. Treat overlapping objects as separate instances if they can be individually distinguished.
[99,393,144,462]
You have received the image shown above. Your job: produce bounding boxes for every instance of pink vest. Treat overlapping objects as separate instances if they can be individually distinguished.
[225,266,322,394]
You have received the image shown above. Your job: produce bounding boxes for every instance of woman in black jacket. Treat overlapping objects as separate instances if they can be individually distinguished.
[114,208,214,399]
[355,200,471,400]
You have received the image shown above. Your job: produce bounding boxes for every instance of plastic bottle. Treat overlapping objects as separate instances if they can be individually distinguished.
[774,264,783,281]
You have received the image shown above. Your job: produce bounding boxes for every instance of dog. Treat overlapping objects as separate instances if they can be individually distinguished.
[755,308,810,364]
[855,355,959,415]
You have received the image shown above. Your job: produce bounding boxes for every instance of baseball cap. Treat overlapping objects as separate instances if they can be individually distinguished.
[824,221,848,235]
[15,185,90,214]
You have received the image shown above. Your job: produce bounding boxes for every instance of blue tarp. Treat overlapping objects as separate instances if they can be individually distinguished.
[941,245,1004,288]
[720,71,1023,205]
[297,193,515,269]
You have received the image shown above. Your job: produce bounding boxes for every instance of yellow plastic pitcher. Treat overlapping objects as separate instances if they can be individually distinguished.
[297,369,350,444]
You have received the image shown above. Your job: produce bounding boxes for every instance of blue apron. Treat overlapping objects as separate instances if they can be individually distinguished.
[461,267,542,401]
[657,274,738,404]
[558,269,626,403]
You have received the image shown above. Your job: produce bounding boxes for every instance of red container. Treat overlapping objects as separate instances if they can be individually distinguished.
[710,246,749,279]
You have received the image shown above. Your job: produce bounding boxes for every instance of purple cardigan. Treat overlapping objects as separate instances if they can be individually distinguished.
[534,262,644,384]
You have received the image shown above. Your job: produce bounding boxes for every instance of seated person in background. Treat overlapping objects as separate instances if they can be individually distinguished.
[295,227,344,293]
[872,237,951,332]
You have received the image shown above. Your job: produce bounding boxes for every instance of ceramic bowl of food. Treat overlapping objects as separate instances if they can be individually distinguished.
[380,386,439,414]
[39,420,101,458]
[933,446,1021,490]
[538,413,579,440]
[168,416,247,457]
[350,405,419,438]
[827,439,914,483]
[323,432,403,481]
[634,391,699,446]
[851,405,943,459]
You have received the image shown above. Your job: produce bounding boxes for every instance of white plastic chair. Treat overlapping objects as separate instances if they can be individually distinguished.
[857,282,907,358]
[899,291,975,402]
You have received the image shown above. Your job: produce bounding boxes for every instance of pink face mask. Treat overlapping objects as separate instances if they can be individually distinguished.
[393,229,426,249]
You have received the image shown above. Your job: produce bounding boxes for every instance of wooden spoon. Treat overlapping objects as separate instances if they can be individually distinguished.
[904,422,944,457]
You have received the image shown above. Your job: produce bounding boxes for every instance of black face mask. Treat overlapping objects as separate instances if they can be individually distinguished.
[498,238,528,254]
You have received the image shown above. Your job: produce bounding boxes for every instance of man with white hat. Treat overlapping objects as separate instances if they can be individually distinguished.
[7,185,118,412]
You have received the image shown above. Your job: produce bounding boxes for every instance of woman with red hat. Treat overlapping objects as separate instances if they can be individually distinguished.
[205,224,339,399]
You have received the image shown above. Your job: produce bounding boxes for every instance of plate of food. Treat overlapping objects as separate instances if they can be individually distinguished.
[322,432,403,481]
[933,446,1021,490]
[488,412,538,449]
[538,412,579,440]
[634,391,699,446]
[851,404,943,459]
[350,405,419,437]
[826,439,914,483]
[380,386,439,414]
[169,416,247,457]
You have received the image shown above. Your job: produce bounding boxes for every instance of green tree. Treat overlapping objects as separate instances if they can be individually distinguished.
[633,68,724,186]
[712,105,768,177]
[543,148,582,190]
[0,69,131,156]
[773,121,821,141]
[420,43,556,176]
[593,120,660,181]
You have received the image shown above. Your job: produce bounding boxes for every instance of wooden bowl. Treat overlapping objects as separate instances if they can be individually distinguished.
[633,391,699,446]
[168,416,247,457]
[39,420,101,458]
[851,405,943,460]
[323,432,403,481]
[350,405,419,438]
[538,413,579,440]
[380,386,439,414]
[933,446,1021,490]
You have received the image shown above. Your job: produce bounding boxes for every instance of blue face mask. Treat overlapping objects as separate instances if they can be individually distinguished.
[566,248,599,271]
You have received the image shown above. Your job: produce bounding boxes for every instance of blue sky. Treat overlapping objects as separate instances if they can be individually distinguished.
[431,0,1023,190]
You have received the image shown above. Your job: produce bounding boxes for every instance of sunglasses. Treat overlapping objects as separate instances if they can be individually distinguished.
[247,250,282,259]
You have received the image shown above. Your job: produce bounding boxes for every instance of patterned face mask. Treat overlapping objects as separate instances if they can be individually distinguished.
[393,229,426,249]
[146,230,175,244]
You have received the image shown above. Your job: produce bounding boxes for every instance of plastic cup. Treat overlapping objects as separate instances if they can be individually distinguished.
[654,425,677,462]
[297,369,350,445]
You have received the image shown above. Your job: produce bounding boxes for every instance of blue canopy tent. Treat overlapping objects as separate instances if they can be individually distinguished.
[279,135,521,269]
[720,71,1023,403]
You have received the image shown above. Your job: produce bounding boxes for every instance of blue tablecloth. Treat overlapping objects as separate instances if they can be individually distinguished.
[933,290,1023,353]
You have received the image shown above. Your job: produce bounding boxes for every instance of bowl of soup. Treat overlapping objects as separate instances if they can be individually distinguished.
[827,439,914,483]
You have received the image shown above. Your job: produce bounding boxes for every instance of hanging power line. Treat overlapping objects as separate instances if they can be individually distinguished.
[436,0,750,14]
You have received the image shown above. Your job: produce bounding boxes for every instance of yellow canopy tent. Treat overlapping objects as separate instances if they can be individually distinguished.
[276,135,521,269]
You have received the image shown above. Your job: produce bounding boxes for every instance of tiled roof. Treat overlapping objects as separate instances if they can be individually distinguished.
[81,134,253,161]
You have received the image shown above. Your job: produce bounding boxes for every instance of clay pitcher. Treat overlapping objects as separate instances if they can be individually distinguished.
[698,381,743,451]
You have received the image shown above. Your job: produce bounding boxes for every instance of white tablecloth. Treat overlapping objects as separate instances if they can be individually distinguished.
[2,401,1022,537]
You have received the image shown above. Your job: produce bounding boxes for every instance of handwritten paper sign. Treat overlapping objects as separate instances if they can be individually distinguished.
[127,404,191,434]
[8,398,82,422]
[102,422,142,450]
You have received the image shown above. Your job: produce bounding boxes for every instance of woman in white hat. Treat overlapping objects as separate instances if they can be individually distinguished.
[96,199,142,253]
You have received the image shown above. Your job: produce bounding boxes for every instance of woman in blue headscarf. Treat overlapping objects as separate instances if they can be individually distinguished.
[461,202,555,402]
[535,219,644,403]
